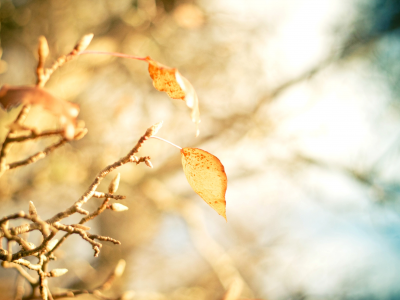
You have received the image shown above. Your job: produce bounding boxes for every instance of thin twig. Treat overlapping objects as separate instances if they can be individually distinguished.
[92,192,126,200]
[7,139,68,171]
[51,223,114,257]
[80,50,147,61]
[47,131,153,222]
[0,231,56,261]
[2,261,37,285]
[0,35,90,178]
[38,273,47,300]
[27,260,127,300]
[0,212,51,240]
[1,126,154,260]
[7,130,65,143]
[14,274,26,300]
[46,198,110,257]
[29,290,120,300]
[150,136,182,150]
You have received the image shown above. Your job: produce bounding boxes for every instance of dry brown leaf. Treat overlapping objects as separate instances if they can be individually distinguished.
[181,147,227,220]
[0,85,79,139]
[146,57,200,136]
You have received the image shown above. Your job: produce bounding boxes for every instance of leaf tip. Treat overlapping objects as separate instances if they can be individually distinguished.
[221,212,227,222]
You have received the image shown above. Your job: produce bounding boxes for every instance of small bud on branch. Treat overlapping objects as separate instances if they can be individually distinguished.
[108,173,121,194]
[74,33,94,53]
[29,201,38,217]
[144,158,153,168]
[50,268,68,277]
[46,239,58,251]
[110,203,129,212]
[145,121,163,137]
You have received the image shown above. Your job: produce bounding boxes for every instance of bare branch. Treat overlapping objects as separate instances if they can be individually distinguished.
[46,126,155,224]
[7,138,67,171]
[0,231,57,261]
[26,260,129,300]
[92,192,126,200]
[52,223,103,257]
[89,235,121,245]
[2,261,38,285]
[46,198,110,257]
[7,129,64,143]
[0,34,92,178]
[9,258,42,272]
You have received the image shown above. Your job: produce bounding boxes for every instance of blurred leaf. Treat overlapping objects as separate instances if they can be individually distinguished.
[0,85,79,139]
[181,147,227,220]
[175,71,200,136]
[114,259,126,277]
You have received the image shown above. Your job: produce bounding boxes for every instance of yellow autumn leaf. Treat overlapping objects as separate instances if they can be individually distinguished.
[146,57,185,100]
[181,147,227,220]
[146,57,200,136]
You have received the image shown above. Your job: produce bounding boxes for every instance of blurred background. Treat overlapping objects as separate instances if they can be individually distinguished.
[1,0,400,299]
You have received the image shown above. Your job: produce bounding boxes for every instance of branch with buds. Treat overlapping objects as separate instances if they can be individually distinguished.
[0,34,92,177]
[0,121,159,299]
[0,31,217,300]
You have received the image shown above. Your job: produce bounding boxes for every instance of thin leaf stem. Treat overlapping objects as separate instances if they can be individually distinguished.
[79,50,147,61]
[150,136,182,150]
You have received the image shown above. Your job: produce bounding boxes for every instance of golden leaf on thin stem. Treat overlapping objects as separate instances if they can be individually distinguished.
[181,148,228,221]
[146,57,200,135]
